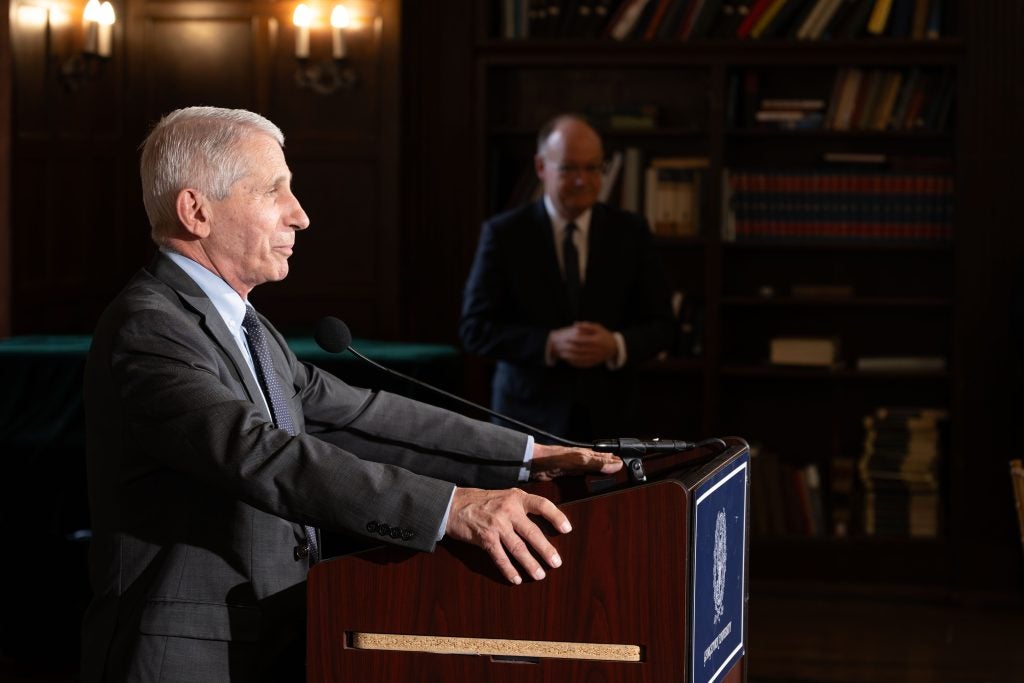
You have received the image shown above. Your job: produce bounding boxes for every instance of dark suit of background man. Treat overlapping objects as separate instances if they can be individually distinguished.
[81,107,620,682]
[460,114,676,442]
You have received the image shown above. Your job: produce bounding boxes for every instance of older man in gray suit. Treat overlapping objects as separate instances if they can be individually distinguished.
[81,107,620,682]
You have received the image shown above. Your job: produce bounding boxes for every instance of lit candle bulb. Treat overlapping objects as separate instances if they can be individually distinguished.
[293,3,312,59]
[83,0,101,55]
[330,4,350,60]
[97,2,115,58]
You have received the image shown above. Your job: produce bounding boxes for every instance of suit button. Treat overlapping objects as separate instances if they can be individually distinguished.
[377,523,391,536]
[401,529,415,541]
[294,544,310,561]
[389,527,402,539]
[366,521,379,533]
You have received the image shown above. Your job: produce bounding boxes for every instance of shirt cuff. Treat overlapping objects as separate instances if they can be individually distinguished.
[519,434,535,482]
[544,333,557,367]
[606,332,627,370]
[437,435,533,541]
[436,485,457,541]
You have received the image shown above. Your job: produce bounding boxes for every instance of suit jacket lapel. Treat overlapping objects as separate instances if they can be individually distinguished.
[148,253,271,420]
[582,204,611,320]
[531,200,576,321]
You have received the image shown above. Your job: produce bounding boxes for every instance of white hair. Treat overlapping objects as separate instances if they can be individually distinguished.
[139,106,285,243]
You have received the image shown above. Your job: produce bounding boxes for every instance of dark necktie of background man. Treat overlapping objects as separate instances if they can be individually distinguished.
[563,222,581,318]
[242,305,320,564]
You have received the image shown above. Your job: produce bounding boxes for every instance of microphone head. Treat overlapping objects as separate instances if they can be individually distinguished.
[314,316,353,353]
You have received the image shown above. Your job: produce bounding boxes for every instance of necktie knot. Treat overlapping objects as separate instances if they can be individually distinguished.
[241,305,260,336]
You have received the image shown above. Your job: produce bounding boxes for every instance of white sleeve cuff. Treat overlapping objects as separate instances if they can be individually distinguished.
[519,434,534,482]
[607,332,627,370]
[436,486,457,541]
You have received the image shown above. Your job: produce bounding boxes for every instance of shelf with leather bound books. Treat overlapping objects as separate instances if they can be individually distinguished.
[485,0,958,46]
[474,0,963,588]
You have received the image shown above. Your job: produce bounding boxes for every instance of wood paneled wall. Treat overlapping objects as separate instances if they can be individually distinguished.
[1,1,10,338]
[954,1,1024,595]
[397,0,478,343]
[6,0,399,337]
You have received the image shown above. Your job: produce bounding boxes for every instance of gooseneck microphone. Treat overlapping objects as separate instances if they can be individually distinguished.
[315,316,593,448]
[314,316,724,481]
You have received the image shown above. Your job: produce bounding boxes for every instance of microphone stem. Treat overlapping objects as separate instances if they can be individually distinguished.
[346,347,590,448]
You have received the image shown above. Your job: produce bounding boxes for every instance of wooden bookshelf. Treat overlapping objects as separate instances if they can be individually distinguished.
[472,0,963,587]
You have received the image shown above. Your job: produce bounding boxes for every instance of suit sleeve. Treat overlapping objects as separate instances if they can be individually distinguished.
[108,307,525,553]
[458,220,551,366]
[276,337,531,489]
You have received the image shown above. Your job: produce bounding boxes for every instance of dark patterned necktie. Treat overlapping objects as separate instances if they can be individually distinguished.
[563,222,581,318]
[241,305,320,564]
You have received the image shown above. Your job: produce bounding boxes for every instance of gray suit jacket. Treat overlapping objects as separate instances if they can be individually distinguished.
[81,253,529,682]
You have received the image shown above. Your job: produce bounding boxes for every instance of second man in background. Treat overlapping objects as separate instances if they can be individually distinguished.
[460,114,676,443]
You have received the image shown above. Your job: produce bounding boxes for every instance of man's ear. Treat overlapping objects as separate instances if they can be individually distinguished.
[176,188,211,238]
[535,154,546,181]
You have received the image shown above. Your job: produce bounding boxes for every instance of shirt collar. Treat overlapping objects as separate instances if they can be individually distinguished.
[543,194,592,238]
[161,248,250,336]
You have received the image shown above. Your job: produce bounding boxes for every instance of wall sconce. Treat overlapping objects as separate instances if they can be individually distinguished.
[60,0,116,91]
[293,2,358,95]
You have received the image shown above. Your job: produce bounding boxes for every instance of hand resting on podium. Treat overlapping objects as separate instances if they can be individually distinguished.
[445,444,621,585]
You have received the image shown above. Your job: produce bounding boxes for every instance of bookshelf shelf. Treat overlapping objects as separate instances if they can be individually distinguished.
[721,365,949,380]
[721,296,952,308]
[726,129,954,141]
[477,39,964,66]
[721,241,954,253]
[639,356,706,375]
[488,126,707,138]
[653,235,709,249]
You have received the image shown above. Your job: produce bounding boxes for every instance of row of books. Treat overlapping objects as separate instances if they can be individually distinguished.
[859,406,947,537]
[732,67,954,132]
[750,450,828,537]
[730,0,950,41]
[495,0,952,41]
[722,169,955,243]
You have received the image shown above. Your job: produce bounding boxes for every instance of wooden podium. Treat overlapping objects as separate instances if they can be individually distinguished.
[307,437,750,682]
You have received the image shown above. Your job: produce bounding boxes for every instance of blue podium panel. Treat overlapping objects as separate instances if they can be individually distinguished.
[689,452,749,683]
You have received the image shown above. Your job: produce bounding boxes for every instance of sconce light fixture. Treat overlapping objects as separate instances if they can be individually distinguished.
[293,2,359,96]
[61,0,116,91]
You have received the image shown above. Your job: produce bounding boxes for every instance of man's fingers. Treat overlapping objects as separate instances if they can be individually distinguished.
[512,516,562,572]
[522,493,572,534]
[501,527,547,581]
[592,451,624,471]
[447,488,572,585]
[481,535,523,585]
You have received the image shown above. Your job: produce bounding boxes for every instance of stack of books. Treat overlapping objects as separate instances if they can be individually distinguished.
[858,406,947,538]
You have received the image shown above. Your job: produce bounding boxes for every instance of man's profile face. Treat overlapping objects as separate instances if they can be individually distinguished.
[201,133,309,294]
[535,120,603,221]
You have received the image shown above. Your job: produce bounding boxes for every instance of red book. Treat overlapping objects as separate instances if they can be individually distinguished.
[643,0,676,39]
[736,0,777,37]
